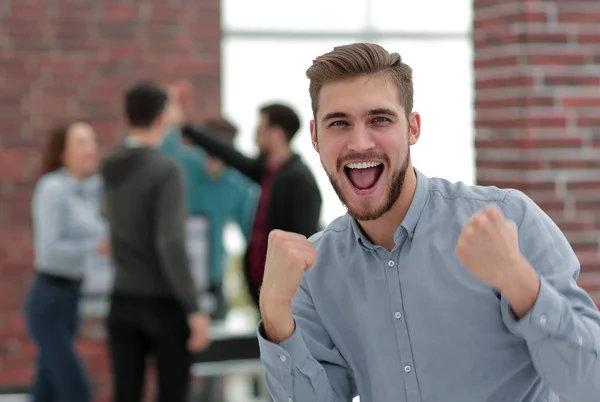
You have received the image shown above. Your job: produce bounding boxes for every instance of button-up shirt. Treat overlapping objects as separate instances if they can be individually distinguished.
[258,168,600,402]
[32,169,105,279]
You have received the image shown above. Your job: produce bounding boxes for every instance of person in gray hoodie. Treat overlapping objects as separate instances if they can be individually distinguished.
[101,81,210,402]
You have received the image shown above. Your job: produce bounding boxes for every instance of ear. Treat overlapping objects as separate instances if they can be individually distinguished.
[408,112,421,146]
[156,109,168,128]
[310,120,319,152]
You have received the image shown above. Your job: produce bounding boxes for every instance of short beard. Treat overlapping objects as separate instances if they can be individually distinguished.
[325,150,410,221]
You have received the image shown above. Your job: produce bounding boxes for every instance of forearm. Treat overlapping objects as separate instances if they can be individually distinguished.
[259,322,351,402]
[181,124,264,182]
[503,277,600,401]
[156,235,199,314]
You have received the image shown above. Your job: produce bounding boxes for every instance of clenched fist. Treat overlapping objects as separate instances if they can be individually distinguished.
[261,229,317,304]
[456,206,523,290]
[260,229,317,343]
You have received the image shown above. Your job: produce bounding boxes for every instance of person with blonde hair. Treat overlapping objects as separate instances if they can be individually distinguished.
[256,43,600,402]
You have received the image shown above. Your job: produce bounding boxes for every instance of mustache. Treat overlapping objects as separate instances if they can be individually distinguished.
[336,151,390,171]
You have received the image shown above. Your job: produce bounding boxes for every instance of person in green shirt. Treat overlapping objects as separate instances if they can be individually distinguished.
[160,118,258,320]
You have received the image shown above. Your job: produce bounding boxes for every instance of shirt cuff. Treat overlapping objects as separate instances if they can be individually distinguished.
[257,320,311,374]
[502,276,563,342]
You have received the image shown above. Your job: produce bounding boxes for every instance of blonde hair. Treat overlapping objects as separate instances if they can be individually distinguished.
[306,43,414,119]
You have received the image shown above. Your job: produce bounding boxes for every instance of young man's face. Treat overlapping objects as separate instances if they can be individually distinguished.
[310,74,421,221]
[255,112,275,158]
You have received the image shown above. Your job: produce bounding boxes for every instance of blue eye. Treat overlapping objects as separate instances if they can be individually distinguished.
[330,121,347,127]
[373,117,390,123]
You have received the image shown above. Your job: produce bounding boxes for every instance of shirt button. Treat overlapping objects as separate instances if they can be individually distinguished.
[280,355,287,362]
[404,365,412,373]
[394,312,402,319]
[539,315,547,326]
[577,336,584,347]
[388,260,395,267]
[288,398,293,402]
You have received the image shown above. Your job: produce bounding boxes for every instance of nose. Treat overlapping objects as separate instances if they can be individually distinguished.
[347,125,375,152]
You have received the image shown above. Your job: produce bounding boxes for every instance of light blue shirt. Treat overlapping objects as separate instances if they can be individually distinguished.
[258,169,600,402]
[32,169,105,279]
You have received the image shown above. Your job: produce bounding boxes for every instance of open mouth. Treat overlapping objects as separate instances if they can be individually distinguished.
[344,161,384,192]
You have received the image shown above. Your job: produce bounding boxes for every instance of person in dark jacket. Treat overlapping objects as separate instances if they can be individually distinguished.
[170,82,322,308]
[101,81,210,402]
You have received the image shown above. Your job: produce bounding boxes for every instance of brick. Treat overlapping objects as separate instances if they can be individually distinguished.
[527,53,587,66]
[474,10,548,30]
[476,117,569,130]
[518,32,570,45]
[579,117,600,127]
[475,75,535,90]
[475,96,555,109]
[563,97,600,108]
[7,2,49,21]
[558,11,600,24]
[578,33,600,44]
[579,272,600,293]
[544,75,600,87]
[474,55,519,69]
[102,3,138,20]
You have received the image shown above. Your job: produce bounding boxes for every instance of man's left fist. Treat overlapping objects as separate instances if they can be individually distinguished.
[456,206,523,289]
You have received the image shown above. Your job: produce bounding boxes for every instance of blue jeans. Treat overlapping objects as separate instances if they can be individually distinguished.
[24,273,90,402]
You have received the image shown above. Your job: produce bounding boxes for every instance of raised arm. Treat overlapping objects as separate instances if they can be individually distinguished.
[181,124,265,184]
[500,190,600,402]
[160,125,207,165]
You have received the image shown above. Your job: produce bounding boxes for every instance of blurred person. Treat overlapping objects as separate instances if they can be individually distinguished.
[257,43,600,402]
[170,83,322,308]
[25,120,108,402]
[100,81,210,402]
[160,117,258,320]
[160,117,258,402]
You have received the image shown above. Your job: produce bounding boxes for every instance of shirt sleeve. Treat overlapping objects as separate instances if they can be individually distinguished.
[153,162,199,314]
[182,123,265,184]
[500,189,600,402]
[160,125,206,166]
[32,177,99,268]
[283,176,322,238]
[257,280,357,401]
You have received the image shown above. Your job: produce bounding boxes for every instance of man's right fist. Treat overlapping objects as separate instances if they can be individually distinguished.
[260,230,317,307]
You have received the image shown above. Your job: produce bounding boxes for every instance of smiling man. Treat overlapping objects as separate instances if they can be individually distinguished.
[256,43,600,402]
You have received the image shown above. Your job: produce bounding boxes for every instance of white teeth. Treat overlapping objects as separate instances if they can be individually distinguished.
[345,161,382,169]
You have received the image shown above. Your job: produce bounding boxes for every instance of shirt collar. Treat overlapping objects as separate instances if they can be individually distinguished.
[57,168,99,195]
[124,135,144,148]
[350,167,430,249]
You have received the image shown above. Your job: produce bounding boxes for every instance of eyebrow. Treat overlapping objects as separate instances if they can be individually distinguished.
[321,108,399,124]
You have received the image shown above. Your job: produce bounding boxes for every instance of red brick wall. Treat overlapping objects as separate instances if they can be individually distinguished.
[0,1,221,399]
[473,0,600,306]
